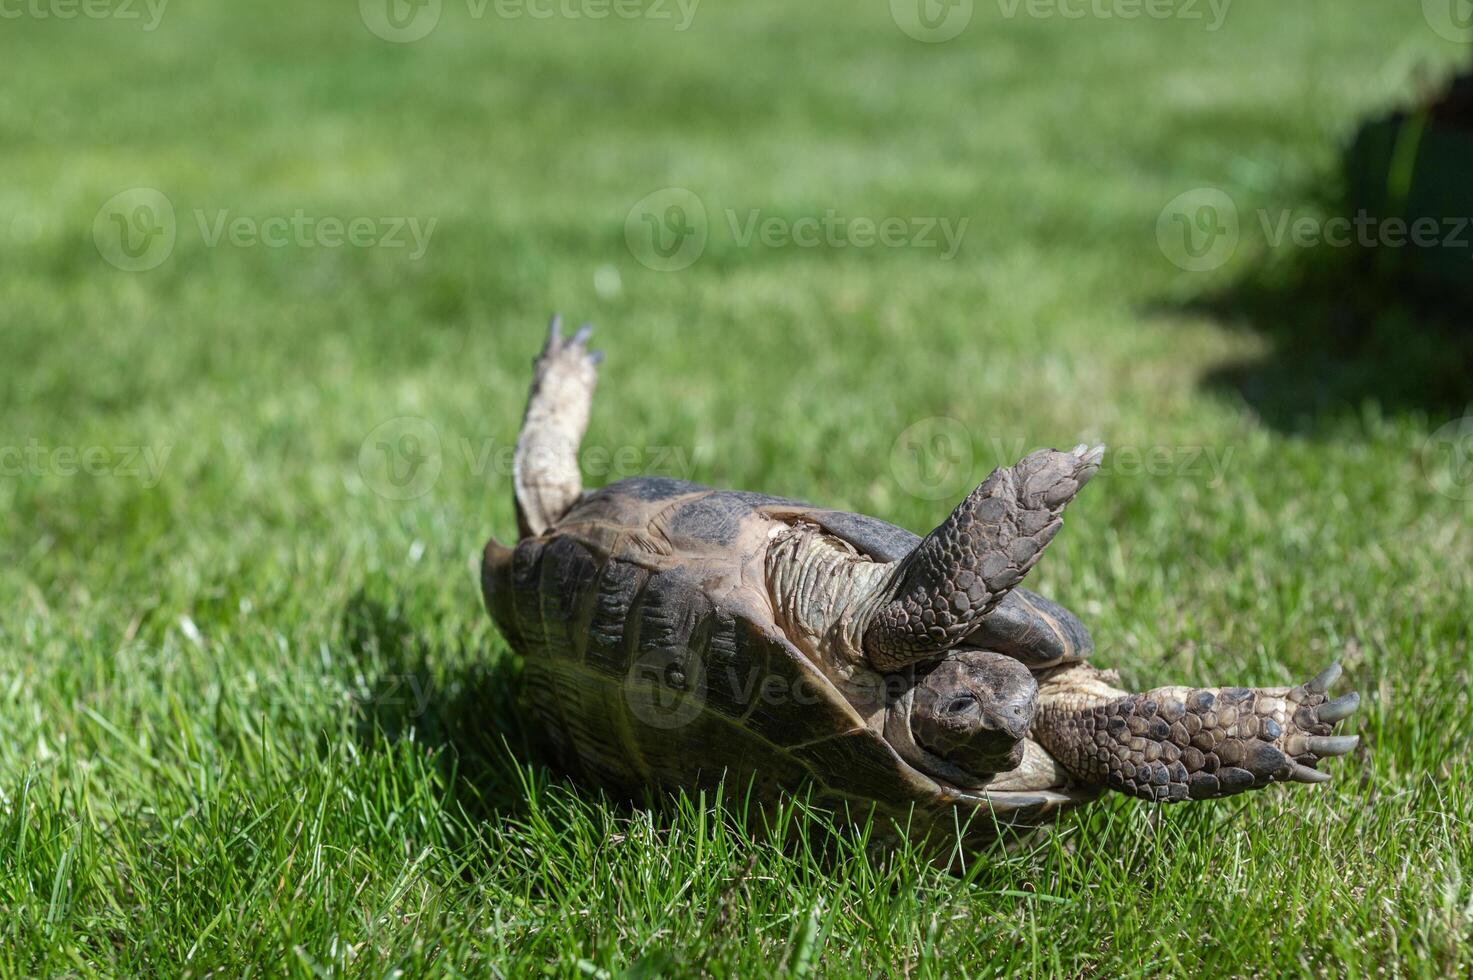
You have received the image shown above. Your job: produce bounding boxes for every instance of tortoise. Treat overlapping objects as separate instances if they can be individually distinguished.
[481,319,1361,850]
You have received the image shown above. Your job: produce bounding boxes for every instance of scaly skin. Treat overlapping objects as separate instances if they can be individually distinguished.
[863,446,1103,670]
[1034,663,1361,801]
[513,316,602,537]
[502,318,1363,819]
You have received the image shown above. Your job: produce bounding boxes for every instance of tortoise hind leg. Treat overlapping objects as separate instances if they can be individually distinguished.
[513,316,602,538]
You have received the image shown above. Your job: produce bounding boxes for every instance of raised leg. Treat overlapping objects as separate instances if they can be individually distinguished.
[513,316,602,538]
[1034,662,1361,802]
[863,445,1103,670]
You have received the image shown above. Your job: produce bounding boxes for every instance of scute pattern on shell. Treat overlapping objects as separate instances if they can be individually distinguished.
[481,479,1093,848]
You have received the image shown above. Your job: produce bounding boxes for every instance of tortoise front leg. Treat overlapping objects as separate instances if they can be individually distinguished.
[862,445,1102,670]
[1033,663,1361,802]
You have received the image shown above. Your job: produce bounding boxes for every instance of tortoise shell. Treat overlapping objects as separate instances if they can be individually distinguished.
[481,477,1099,844]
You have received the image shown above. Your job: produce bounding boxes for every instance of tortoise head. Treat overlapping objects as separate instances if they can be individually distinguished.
[908,650,1037,779]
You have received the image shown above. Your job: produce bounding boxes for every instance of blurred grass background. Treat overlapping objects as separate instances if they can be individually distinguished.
[1,0,1471,974]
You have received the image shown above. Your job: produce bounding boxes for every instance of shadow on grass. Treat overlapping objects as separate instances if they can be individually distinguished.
[1159,71,1473,435]
[340,590,535,823]
[331,591,1055,873]
[1175,245,1473,434]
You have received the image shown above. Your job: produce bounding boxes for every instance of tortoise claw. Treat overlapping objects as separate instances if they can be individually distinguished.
[1316,691,1360,724]
[1306,735,1358,757]
[1287,762,1332,784]
[539,316,602,367]
[1306,662,1342,695]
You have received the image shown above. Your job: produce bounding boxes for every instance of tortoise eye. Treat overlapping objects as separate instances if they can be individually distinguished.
[945,695,977,715]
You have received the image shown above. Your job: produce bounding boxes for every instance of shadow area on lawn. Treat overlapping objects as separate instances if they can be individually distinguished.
[1170,243,1473,435]
[341,591,535,823]
[1158,75,1473,435]
[333,593,1013,870]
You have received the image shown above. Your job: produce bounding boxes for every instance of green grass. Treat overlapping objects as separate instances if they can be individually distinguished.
[2,0,1472,974]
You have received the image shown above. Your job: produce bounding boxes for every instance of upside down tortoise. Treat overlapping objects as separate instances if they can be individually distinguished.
[481,319,1360,850]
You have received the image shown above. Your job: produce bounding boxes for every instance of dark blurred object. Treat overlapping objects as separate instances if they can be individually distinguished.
[1169,63,1473,434]
[1343,66,1473,300]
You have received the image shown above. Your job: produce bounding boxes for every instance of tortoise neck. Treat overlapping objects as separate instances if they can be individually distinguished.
[764,522,896,664]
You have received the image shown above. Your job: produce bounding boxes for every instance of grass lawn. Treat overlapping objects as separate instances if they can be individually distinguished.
[2,0,1471,974]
